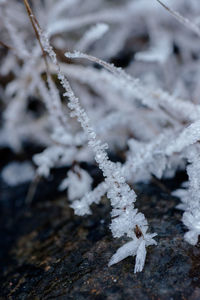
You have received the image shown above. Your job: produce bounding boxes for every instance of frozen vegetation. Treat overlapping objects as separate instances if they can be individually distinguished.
[1,0,200,273]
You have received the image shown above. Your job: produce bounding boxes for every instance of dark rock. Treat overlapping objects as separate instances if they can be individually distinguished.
[0,173,199,300]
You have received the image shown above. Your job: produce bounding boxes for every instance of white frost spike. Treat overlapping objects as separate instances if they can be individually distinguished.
[109,228,156,272]
[134,240,147,273]
[109,238,147,273]
[166,120,200,155]
[108,239,140,267]
[182,210,200,245]
[174,147,200,246]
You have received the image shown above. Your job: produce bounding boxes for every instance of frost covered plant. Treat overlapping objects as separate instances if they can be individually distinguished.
[59,165,93,202]
[1,0,200,273]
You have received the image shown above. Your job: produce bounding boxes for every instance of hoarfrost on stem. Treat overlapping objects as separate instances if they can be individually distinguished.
[1,0,200,273]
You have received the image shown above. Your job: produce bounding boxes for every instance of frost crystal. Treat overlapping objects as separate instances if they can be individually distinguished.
[59,165,93,201]
[1,0,200,274]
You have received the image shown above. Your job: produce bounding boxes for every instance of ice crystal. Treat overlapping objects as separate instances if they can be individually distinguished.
[1,0,200,274]
[59,165,93,201]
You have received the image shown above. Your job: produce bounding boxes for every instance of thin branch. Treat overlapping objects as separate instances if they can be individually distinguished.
[156,0,200,37]
[23,0,49,72]
[0,40,14,50]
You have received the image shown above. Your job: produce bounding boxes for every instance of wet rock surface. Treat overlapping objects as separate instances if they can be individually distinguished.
[1,166,200,300]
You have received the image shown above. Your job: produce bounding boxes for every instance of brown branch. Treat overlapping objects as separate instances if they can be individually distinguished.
[23,0,49,72]
[0,40,14,50]
[156,0,200,37]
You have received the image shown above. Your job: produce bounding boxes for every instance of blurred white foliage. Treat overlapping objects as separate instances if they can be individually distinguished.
[75,23,109,51]
[135,35,172,64]
[1,161,35,186]
[59,165,93,201]
[1,0,200,273]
